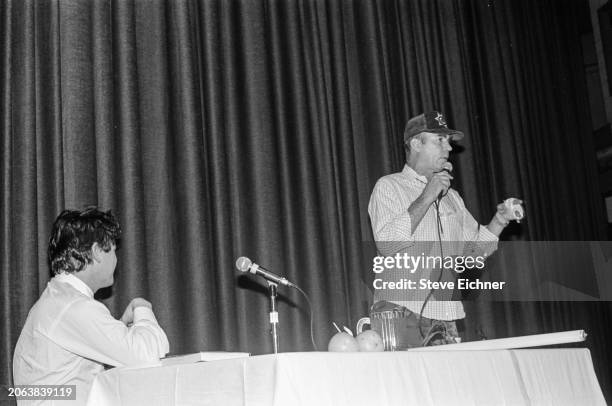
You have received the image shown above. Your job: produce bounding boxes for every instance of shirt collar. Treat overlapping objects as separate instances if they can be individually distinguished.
[401,164,428,184]
[54,272,94,298]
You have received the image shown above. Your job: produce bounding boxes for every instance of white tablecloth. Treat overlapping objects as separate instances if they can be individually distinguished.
[87,349,606,406]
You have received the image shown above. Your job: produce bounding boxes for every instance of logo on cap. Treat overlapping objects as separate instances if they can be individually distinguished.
[434,112,446,127]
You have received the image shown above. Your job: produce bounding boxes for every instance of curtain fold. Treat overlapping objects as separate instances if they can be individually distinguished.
[1,0,609,399]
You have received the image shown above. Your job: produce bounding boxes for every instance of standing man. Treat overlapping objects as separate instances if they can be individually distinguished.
[368,111,522,348]
[13,207,169,405]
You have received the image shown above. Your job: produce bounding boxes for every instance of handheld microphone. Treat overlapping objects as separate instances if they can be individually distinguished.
[436,167,451,201]
[235,256,297,288]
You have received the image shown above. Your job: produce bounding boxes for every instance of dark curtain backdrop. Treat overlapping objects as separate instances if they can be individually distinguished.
[2,0,610,399]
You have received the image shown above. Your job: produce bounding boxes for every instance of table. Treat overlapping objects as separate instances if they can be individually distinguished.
[87,349,606,405]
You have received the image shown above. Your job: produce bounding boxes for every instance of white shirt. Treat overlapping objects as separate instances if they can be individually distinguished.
[368,165,498,320]
[13,273,169,406]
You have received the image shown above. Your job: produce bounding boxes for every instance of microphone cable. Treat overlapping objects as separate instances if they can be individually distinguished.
[293,285,318,351]
[418,199,445,342]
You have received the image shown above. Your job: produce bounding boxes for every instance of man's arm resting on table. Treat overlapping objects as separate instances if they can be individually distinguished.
[49,298,169,367]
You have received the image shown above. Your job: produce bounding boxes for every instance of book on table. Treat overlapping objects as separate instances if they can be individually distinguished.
[161,352,250,366]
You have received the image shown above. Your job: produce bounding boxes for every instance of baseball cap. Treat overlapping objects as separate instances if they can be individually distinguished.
[403,111,464,143]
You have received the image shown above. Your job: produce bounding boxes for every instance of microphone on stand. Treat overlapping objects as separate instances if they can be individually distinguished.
[234,256,319,351]
[235,256,297,288]
[235,256,297,354]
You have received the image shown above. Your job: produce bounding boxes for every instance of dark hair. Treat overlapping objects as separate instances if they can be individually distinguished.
[48,207,121,274]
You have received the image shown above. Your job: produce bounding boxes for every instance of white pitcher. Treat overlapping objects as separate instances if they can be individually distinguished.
[356,311,400,351]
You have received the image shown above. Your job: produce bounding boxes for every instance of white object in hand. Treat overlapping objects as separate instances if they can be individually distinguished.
[503,198,524,223]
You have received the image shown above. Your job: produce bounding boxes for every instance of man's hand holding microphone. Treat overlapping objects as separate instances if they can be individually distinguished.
[422,161,454,204]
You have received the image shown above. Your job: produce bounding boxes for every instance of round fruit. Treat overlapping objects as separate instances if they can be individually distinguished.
[328,332,359,352]
[356,330,384,352]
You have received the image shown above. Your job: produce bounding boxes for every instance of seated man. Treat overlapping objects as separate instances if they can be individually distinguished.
[13,207,169,405]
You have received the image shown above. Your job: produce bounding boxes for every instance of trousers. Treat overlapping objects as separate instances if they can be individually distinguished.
[370,300,460,349]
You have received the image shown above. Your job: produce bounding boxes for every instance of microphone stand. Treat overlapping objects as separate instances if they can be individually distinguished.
[267,281,279,354]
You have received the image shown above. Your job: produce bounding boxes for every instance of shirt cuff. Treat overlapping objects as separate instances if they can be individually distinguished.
[134,306,157,323]
[479,224,499,242]
[474,225,499,258]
